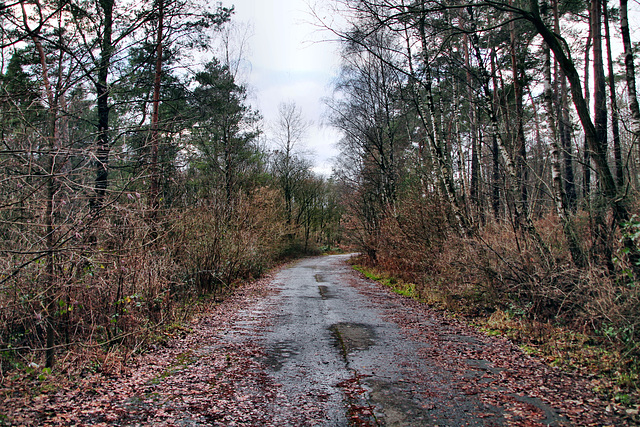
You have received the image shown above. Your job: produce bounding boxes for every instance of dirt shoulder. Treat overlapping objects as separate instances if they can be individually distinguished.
[0,271,282,426]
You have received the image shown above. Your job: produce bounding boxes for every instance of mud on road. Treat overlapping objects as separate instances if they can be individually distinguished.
[4,254,625,426]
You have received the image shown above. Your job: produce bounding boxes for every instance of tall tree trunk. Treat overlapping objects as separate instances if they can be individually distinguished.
[544,45,585,268]
[552,0,577,211]
[490,48,501,220]
[592,0,608,178]
[592,0,613,269]
[620,0,640,142]
[560,78,577,210]
[584,7,592,199]
[464,35,481,220]
[509,2,528,216]
[21,0,59,367]
[603,0,623,187]
[93,0,114,213]
[149,0,164,224]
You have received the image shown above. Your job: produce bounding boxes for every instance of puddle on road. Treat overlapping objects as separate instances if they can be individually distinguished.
[330,322,375,358]
[318,285,334,300]
[263,340,299,372]
[367,378,433,426]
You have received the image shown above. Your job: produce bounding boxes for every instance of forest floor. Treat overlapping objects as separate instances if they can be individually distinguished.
[0,254,634,426]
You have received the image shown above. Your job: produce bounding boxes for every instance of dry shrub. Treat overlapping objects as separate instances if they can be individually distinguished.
[367,189,487,313]
[170,187,285,295]
[0,186,285,375]
[362,190,640,359]
[578,270,640,363]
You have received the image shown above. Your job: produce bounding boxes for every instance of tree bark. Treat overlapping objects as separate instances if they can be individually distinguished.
[583,7,592,199]
[93,0,114,213]
[21,0,59,367]
[552,0,577,211]
[620,0,640,150]
[509,2,528,216]
[544,45,585,268]
[591,0,608,182]
[603,0,623,188]
[464,35,481,220]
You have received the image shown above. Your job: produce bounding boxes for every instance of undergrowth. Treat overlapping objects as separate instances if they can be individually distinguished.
[352,261,640,410]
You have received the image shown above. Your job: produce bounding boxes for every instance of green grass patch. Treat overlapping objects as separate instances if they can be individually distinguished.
[353,265,419,299]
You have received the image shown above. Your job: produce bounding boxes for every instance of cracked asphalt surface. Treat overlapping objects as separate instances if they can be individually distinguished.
[224,254,577,426]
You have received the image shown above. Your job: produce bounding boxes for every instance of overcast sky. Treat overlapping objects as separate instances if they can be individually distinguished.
[225,0,342,176]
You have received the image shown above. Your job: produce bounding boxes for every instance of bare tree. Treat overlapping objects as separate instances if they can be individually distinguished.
[272,101,311,226]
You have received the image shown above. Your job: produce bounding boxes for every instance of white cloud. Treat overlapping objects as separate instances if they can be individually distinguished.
[227,0,342,172]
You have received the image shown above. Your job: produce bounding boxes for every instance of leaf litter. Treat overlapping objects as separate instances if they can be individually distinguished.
[0,260,634,426]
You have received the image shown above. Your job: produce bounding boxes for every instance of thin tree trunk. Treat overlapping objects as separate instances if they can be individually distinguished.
[591,0,613,270]
[464,35,481,219]
[584,7,592,199]
[592,0,608,176]
[21,0,59,367]
[552,0,577,210]
[560,78,577,210]
[620,0,640,141]
[603,0,623,187]
[544,45,585,268]
[149,0,164,224]
[492,133,501,220]
[509,2,528,215]
[489,48,501,220]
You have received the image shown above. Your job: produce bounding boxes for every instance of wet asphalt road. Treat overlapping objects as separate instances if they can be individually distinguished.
[229,254,561,426]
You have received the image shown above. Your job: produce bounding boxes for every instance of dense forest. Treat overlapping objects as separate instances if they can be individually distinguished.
[325,0,640,397]
[0,0,342,372]
[2,0,640,406]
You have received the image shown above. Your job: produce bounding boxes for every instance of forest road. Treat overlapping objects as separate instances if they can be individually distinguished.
[224,254,569,426]
[68,254,620,426]
[2,257,624,425]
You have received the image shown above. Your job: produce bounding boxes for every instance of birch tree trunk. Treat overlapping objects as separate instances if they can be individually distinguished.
[544,46,585,268]
[620,0,640,146]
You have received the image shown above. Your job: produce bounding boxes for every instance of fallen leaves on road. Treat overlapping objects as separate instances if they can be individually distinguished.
[0,259,633,426]
[0,273,284,426]
[347,268,630,426]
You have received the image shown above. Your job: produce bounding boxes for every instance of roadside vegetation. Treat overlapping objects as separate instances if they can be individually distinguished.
[352,247,640,411]
[322,0,640,413]
[0,1,343,393]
